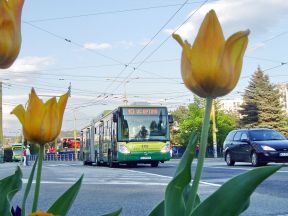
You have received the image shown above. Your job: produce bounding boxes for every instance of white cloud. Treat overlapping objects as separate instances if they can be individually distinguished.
[8,56,54,73]
[171,0,288,41]
[83,42,112,50]
[248,42,266,51]
[118,40,134,49]
[139,39,155,46]
[1,56,54,82]
[163,29,174,35]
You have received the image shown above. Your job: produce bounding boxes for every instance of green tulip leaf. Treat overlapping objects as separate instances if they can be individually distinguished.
[22,157,38,216]
[190,165,282,216]
[101,208,122,216]
[148,200,164,216]
[164,132,198,216]
[48,175,83,216]
[0,166,22,216]
[183,184,200,209]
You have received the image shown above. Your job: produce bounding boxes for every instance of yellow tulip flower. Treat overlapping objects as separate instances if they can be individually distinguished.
[28,211,56,216]
[11,88,69,144]
[0,0,24,69]
[173,10,249,98]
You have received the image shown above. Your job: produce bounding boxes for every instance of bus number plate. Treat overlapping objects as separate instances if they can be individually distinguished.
[140,156,151,160]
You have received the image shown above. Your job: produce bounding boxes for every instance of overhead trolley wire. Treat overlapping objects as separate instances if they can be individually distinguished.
[110,0,209,95]
[102,0,191,94]
[77,0,192,109]
[27,1,214,23]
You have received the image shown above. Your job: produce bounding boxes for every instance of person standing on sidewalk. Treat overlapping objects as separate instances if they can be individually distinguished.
[26,145,30,166]
[23,147,27,166]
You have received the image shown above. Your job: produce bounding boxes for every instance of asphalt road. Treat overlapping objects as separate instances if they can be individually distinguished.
[1,159,287,216]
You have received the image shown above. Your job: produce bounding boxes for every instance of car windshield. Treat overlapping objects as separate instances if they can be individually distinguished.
[249,130,286,141]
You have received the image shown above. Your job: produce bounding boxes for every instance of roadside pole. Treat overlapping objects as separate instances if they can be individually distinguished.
[211,100,218,158]
[73,109,77,161]
[0,81,3,163]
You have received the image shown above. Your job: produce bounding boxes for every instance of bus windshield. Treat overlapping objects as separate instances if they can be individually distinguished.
[119,107,169,142]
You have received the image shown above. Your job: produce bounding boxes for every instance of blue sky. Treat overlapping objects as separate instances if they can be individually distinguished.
[2,0,288,135]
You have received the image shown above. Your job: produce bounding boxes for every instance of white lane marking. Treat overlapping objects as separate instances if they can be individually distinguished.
[21,179,168,186]
[122,168,172,179]
[121,168,221,187]
[208,166,288,173]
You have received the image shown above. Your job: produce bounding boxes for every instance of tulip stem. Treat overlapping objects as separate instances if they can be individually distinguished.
[32,144,44,212]
[187,97,213,214]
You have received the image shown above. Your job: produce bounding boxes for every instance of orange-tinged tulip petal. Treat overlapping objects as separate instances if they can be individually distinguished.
[57,91,69,131]
[0,0,24,69]
[41,97,60,143]
[11,88,69,144]
[217,30,249,94]
[25,88,46,142]
[10,104,25,125]
[190,10,225,81]
[28,210,56,216]
[173,9,249,98]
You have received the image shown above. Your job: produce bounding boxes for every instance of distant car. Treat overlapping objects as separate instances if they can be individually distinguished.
[223,128,288,166]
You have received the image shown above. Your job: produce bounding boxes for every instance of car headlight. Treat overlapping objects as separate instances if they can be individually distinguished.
[118,144,130,154]
[161,142,170,153]
[261,145,276,151]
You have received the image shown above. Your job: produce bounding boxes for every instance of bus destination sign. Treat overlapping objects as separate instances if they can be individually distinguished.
[126,108,159,115]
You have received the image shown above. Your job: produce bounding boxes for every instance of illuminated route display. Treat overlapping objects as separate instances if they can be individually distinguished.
[123,107,167,115]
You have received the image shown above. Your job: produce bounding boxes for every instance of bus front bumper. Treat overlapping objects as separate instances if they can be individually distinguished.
[117,151,170,163]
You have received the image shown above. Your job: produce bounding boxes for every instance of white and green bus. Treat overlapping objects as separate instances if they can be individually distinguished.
[11,143,23,162]
[81,106,173,167]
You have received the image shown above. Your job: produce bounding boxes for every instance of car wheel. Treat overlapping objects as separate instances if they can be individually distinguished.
[109,160,118,168]
[95,156,100,166]
[151,161,159,167]
[251,152,260,167]
[225,152,235,166]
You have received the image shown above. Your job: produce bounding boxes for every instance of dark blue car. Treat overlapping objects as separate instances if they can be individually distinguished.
[223,128,288,166]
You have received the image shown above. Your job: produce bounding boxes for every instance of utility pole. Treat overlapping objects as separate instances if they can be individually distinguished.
[123,81,128,105]
[0,81,3,163]
[73,109,77,161]
[211,99,218,158]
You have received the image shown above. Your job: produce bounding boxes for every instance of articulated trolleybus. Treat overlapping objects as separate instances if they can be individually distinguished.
[81,106,173,167]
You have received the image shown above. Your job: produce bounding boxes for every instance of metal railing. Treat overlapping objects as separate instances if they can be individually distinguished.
[28,152,80,161]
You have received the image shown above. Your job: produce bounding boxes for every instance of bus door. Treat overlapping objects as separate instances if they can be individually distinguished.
[111,122,117,160]
[99,122,104,160]
[86,130,91,161]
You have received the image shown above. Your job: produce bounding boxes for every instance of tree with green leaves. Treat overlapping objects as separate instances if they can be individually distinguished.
[171,96,237,149]
[239,67,288,136]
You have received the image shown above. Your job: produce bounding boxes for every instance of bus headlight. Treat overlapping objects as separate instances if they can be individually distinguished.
[118,144,130,154]
[161,142,170,153]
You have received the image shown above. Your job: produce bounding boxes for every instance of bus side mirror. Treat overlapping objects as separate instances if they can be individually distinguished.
[168,115,174,124]
[113,112,118,122]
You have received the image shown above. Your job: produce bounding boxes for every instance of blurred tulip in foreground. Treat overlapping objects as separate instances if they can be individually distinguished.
[0,0,24,69]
